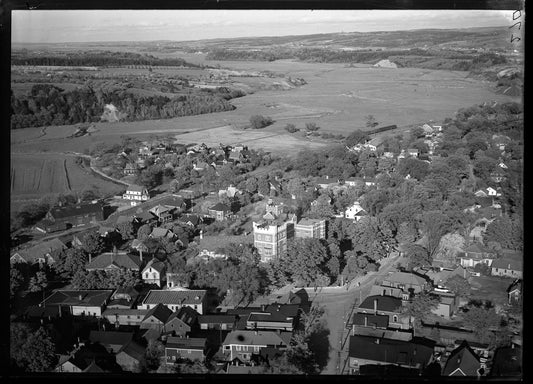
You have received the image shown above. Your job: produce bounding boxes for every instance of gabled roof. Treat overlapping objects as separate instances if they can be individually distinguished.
[490,345,522,377]
[83,360,105,373]
[209,202,231,212]
[157,195,186,209]
[348,335,434,367]
[491,258,522,272]
[168,306,199,326]
[149,204,175,217]
[383,272,428,287]
[86,252,142,270]
[49,202,104,220]
[165,337,206,350]
[222,330,292,346]
[198,314,235,324]
[42,290,113,307]
[443,341,480,376]
[89,331,133,347]
[264,303,300,318]
[142,289,206,305]
[142,258,166,274]
[103,308,149,317]
[126,185,147,193]
[117,341,146,361]
[359,295,402,313]
[143,303,173,323]
[150,227,174,238]
[134,211,157,222]
[11,238,67,263]
[507,279,522,294]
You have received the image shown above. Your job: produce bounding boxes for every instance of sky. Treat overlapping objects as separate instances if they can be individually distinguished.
[12,10,516,43]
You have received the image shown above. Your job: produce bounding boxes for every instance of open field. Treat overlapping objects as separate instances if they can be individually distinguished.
[11,152,124,211]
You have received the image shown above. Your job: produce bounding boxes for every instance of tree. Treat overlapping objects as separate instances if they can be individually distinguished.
[245,176,258,194]
[137,224,152,241]
[308,194,335,219]
[435,233,465,265]
[285,123,299,133]
[401,291,439,329]
[444,275,471,299]
[28,271,48,293]
[403,243,432,270]
[365,115,378,129]
[286,332,319,375]
[345,129,369,147]
[462,305,501,344]
[169,179,183,193]
[484,216,523,251]
[305,122,320,132]
[396,157,429,181]
[249,114,273,129]
[10,268,25,299]
[54,248,89,278]
[141,340,165,372]
[81,230,105,257]
[11,324,56,372]
[174,359,209,374]
[420,211,453,259]
[285,239,328,287]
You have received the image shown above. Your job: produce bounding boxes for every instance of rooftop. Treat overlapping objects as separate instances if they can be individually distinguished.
[223,330,292,346]
[359,295,403,313]
[42,290,113,307]
[89,331,133,347]
[86,252,142,270]
[142,289,206,305]
[165,337,206,350]
[49,202,104,220]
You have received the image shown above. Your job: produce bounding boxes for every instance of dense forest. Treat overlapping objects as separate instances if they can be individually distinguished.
[11,50,202,68]
[10,84,237,129]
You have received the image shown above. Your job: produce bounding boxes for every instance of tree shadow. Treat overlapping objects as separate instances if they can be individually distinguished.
[307,325,330,372]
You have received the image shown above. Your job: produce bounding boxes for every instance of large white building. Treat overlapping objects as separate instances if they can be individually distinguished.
[253,214,296,262]
[294,218,326,239]
[122,185,150,206]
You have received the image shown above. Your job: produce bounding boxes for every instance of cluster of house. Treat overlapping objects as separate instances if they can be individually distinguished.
[23,275,312,373]
[122,141,255,180]
[346,266,522,377]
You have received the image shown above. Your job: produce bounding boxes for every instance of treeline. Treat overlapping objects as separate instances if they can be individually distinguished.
[205,47,507,72]
[10,84,236,129]
[11,50,201,68]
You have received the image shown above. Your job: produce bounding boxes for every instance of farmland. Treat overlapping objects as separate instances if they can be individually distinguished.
[10,152,124,211]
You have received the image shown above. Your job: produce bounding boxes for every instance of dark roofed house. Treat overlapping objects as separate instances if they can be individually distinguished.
[166,306,199,336]
[38,289,113,317]
[88,330,134,354]
[490,345,522,377]
[165,337,207,364]
[46,202,105,228]
[139,289,207,314]
[442,341,481,376]
[208,202,231,221]
[348,335,434,374]
[491,258,523,279]
[134,210,157,225]
[85,251,142,271]
[157,194,187,212]
[149,204,176,223]
[107,286,140,309]
[352,313,389,329]
[198,314,236,331]
[140,303,173,331]
[116,341,145,372]
[357,295,406,329]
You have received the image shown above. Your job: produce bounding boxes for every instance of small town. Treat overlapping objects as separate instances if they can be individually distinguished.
[9,8,522,379]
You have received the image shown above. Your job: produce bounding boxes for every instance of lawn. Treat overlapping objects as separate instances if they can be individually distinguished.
[468,274,512,308]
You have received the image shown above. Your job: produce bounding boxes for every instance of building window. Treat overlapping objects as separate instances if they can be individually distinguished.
[393,315,398,323]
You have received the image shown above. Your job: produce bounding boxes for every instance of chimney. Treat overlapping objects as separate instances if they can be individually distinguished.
[200,230,203,240]
[255,330,258,335]
[79,294,83,301]
[261,304,265,312]
[374,298,378,314]
[364,316,368,327]
[375,338,380,344]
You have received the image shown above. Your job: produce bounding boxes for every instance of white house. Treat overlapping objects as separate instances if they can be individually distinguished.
[142,259,167,287]
[123,185,150,206]
[345,202,367,221]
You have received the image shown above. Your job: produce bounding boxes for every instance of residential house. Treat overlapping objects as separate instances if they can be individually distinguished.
[123,163,139,176]
[352,313,389,329]
[430,290,459,319]
[460,243,497,268]
[222,330,292,362]
[102,308,148,327]
[294,218,326,239]
[36,290,113,317]
[316,175,339,189]
[421,123,434,137]
[416,323,490,357]
[150,227,175,240]
[381,272,429,294]
[442,341,481,377]
[193,160,212,171]
[208,202,231,221]
[44,201,105,229]
[491,258,523,279]
[166,272,190,289]
[166,306,199,336]
[123,185,150,206]
[369,285,406,300]
[198,314,236,331]
[10,238,67,265]
[88,330,134,354]
[140,303,173,333]
[142,258,167,287]
[116,341,145,372]
[85,251,142,271]
[157,194,187,212]
[507,279,522,305]
[149,204,175,224]
[345,177,363,187]
[165,337,207,364]
[138,145,154,159]
[363,177,377,187]
[138,289,207,314]
[107,286,140,309]
[344,201,367,221]
[423,266,469,289]
[177,214,202,227]
[245,304,300,332]
[357,295,407,329]
[347,335,435,374]
[253,214,296,262]
[133,210,157,225]
[407,148,419,157]
[54,344,116,373]
[219,185,241,199]
[350,326,413,342]
[490,170,506,183]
